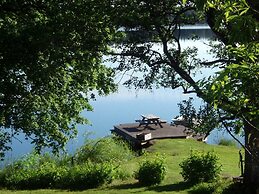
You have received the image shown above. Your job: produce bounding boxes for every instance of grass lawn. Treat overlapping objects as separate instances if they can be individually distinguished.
[0,139,242,194]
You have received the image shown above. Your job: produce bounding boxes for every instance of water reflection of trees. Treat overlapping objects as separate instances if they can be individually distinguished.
[124,25,215,42]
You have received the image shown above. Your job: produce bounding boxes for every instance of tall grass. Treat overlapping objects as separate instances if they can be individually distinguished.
[218,138,237,147]
[189,178,244,194]
[0,139,241,193]
[0,136,135,190]
[74,136,135,164]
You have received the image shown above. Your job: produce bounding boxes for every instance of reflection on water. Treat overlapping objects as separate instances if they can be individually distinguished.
[126,24,215,42]
[177,24,215,39]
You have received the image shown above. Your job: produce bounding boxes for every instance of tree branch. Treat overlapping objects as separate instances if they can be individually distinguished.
[241,114,259,133]
[159,33,204,98]
[246,0,259,21]
[201,59,237,66]
[206,8,229,45]
[183,90,196,94]
[221,119,252,156]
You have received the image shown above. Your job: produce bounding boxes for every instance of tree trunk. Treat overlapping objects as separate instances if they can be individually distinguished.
[244,120,259,194]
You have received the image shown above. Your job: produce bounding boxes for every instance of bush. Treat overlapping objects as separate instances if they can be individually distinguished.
[26,162,66,189]
[189,182,217,194]
[0,153,64,189]
[179,150,221,184]
[59,162,115,190]
[75,136,134,164]
[0,154,115,190]
[135,155,166,186]
[0,140,128,190]
[189,179,239,194]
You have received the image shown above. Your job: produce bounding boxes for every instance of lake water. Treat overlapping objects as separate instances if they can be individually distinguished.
[3,85,241,164]
[1,27,243,164]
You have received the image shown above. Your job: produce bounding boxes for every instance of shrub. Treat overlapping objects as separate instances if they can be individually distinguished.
[0,153,61,189]
[189,179,239,194]
[179,150,221,184]
[26,162,66,189]
[189,182,216,194]
[0,145,124,190]
[59,162,115,190]
[135,155,166,186]
[0,152,68,189]
[75,136,134,164]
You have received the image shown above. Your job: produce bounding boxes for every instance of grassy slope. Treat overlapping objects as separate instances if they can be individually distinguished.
[1,139,241,194]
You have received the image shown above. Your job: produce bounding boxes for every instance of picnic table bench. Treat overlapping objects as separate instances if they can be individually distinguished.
[135,114,166,128]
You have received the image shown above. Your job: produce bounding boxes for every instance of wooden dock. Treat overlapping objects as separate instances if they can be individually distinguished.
[112,122,194,148]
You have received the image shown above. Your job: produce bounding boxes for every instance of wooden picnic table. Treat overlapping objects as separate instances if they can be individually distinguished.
[137,114,163,128]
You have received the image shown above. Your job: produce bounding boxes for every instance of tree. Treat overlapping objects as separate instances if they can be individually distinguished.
[108,0,258,192]
[197,0,259,192]
[0,0,116,159]
[177,97,220,139]
[109,0,203,92]
[109,0,220,134]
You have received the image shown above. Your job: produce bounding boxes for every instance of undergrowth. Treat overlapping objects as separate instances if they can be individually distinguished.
[0,136,134,190]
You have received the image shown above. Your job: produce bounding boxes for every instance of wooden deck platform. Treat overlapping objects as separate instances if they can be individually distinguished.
[112,122,194,148]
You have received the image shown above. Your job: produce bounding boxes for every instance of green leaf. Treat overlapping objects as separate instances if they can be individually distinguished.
[223,75,228,82]
[244,99,250,103]
[211,84,216,91]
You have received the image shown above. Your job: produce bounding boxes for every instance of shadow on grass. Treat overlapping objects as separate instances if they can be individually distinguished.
[109,182,144,190]
[110,181,191,192]
[221,182,245,194]
[147,182,191,192]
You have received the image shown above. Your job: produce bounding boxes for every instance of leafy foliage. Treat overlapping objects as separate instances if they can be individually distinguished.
[189,182,217,194]
[0,148,117,190]
[109,0,203,91]
[0,130,11,160]
[0,152,65,189]
[0,138,241,191]
[74,136,135,164]
[177,97,220,138]
[197,0,258,44]
[189,178,244,194]
[180,150,222,184]
[135,154,167,185]
[108,1,258,189]
[198,0,259,189]
[209,49,259,121]
[0,0,117,158]
[195,0,259,124]
[59,162,115,190]
[0,136,135,190]
[189,179,233,194]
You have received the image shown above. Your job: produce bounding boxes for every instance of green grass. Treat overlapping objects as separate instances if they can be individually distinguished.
[0,139,241,194]
[218,138,238,148]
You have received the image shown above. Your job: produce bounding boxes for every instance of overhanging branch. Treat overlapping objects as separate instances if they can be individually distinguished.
[221,119,252,156]
[201,59,237,66]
